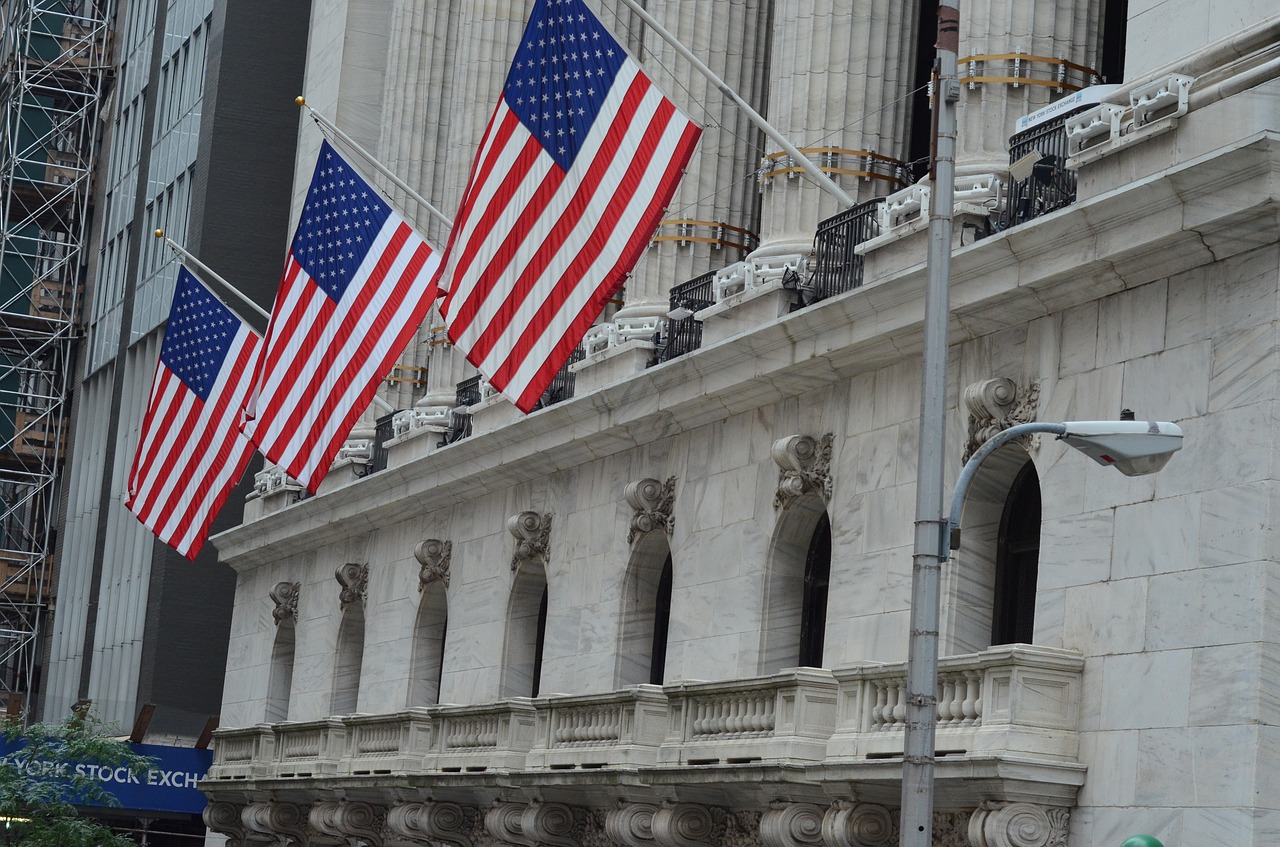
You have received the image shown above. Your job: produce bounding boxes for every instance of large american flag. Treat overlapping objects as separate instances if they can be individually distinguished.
[242,140,441,493]
[437,0,701,412]
[127,267,261,560]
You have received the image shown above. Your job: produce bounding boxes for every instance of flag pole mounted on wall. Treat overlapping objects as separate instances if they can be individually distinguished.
[612,0,856,209]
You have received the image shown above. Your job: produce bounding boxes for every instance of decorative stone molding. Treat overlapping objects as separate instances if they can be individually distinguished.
[651,803,724,847]
[203,801,248,847]
[821,802,895,847]
[522,801,585,847]
[624,476,676,543]
[760,803,823,847]
[605,802,658,847]
[968,803,1068,847]
[414,539,452,590]
[310,800,385,846]
[241,801,308,845]
[962,378,1040,463]
[387,802,478,847]
[486,802,534,847]
[269,581,299,625]
[508,511,552,572]
[335,562,368,611]
[771,433,834,508]
[934,812,973,847]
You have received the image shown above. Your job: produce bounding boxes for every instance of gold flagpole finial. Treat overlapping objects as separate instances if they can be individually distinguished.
[295,96,306,107]
[154,229,164,238]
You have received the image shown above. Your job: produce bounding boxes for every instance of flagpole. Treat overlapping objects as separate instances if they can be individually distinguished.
[296,97,456,233]
[154,229,398,416]
[154,230,271,323]
[612,0,856,209]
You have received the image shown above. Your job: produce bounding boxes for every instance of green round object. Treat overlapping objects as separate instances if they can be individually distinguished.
[1120,836,1165,847]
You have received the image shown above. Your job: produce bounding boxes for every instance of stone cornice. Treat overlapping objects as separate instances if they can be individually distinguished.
[213,134,1279,571]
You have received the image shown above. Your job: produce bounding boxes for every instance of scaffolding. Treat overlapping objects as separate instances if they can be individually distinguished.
[0,0,112,720]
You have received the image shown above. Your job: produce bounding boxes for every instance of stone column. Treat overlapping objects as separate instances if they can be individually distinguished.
[955,0,1104,177]
[753,0,919,261]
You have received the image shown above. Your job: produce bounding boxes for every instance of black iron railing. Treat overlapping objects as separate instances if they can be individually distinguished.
[999,115,1076,231]
[365,412,395,474]
[655,270,715,364]
[810,198,882,301]
[534,345,585,410]
[439,375,482,446]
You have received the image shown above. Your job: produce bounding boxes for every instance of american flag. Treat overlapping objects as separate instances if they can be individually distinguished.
[242,140,441,493]
[127,267,261,561]
[437,0,701,412]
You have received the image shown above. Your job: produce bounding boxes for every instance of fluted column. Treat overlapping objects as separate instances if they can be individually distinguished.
[955,0,1103,176]
[609,0,773,335]
[754,0,919,259]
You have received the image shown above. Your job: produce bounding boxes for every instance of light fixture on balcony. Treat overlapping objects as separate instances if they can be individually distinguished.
[1008,150,1043,182]
[667,305,695,321]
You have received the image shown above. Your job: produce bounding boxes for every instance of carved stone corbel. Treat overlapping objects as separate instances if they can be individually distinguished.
[335,562,368,611]
[771,433,834,509]
[651,803,724,847]
[387,801,478,847]
[760,803,824,847]
[486,802,535,847]
[967,803,1068,847]
[309,800,385,846]
[270,581,299,625]
[625,477,676,543]
[508,511,552,572]
[204,801,249,847]
[521,801,584,847]
[605,802,658,847]
[821,802,896,847]
[962,378,1040,463]
[414,539,452,590]
[241,801,308,845]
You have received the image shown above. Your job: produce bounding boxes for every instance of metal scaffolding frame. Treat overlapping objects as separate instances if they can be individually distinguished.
[0,0,113,720]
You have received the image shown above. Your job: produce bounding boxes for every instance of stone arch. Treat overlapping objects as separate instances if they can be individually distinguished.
[408,580,448,706]
[760,491,832,673]
[615,529,674,686]
[501,559,548,697]
[331,605,365,715]
[265,618,295,722]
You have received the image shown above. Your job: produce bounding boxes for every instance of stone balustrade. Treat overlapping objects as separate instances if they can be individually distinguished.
[826,644,1085,762]
[209,649,1083,782]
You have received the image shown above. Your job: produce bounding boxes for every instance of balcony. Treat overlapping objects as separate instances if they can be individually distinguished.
[525,685,668,771]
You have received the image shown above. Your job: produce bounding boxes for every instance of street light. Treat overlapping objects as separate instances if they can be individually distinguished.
[900,418,1184,846]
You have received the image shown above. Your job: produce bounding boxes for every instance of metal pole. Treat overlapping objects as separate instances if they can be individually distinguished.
[612,0,857,209]
[296,98,455,233]
[154,230,271,323]
[901,1,960,845]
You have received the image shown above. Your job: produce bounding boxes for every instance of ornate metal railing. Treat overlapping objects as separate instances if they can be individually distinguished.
[811,198,882,300]
[439,376,482,446]
[654,270,715,364]
[533,345,585,410]
[999,114,1076,231]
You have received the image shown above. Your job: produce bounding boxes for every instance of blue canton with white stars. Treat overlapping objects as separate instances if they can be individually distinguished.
[505,0,626,171]
[292,140,392,301]
[161,267,240,403]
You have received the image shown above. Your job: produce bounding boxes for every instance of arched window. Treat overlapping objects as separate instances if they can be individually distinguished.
[408,582,448,707]
[265,619,295,722]
[762,493,832,672]
[617,533,674,687]
[991,461,1041,645]
[331,605,365,715]
[502,561,548,698]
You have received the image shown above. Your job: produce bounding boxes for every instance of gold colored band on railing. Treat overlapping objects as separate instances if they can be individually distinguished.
[650,219,759,253]
[758,147,910,190]
[959,52,1101,93]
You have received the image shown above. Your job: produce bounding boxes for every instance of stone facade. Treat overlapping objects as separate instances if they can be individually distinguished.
[206,2,1280,846]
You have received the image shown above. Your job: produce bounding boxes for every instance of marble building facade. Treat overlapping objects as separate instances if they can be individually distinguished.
[202,1,1280,846]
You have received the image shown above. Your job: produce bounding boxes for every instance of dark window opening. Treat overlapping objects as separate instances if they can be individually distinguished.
[1100,0,1129,84]
[649,555,673,685]
[991,461,1041,645]
[798,513,832,667]
[531,587,548,697]
[907,0,941,182]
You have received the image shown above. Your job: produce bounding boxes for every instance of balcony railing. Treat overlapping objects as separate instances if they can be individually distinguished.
[532,345,584,410]
[810,198,882,301]
[207,647,1084,783]
[998,115,1076,231]
[654,270,715,364]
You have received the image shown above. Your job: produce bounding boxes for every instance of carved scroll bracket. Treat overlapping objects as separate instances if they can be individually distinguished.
[962,378,1040,463]
[335,563,368,611]
[270,581,299,625]
[414,539,452,591]
[968,802,1068,847]
[509,511,552,572]
[771,433,834,509]
[625,477,676,544]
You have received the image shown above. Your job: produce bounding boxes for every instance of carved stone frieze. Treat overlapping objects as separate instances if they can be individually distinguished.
[962,378,1040,463]
[415,538,452,590]
[522,800,586,847]
[822,802,896,847]
[204,801,248,847]
[269,581,299,625]
[310,800,386,846]
[760,804,823,847]
[605,802,658,847]
[241,801,308,845]
[487,801,535,847]
[335,562,368,610]
[968,803,1067,847]
[933,811,973,847]
[508,511,552,572]
[625,476,676,544]
[719,810,763,847]
[771,433,834,509]
[651,803,725,847]
[387,802,482,847]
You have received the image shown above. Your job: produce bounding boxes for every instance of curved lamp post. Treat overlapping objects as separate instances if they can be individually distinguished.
[900,419,1184,847]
